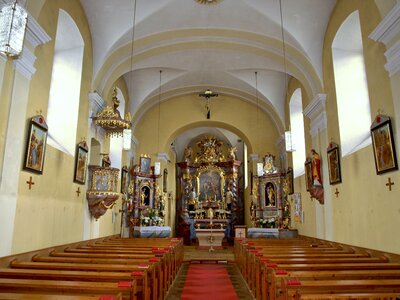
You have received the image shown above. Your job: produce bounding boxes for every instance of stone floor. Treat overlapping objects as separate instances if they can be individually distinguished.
[166,246,254,299]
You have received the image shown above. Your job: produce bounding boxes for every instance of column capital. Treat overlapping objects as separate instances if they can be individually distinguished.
[304,94,327,138]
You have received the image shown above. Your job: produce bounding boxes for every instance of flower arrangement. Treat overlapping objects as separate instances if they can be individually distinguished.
[257,218,276,228]
[140,208,164,226]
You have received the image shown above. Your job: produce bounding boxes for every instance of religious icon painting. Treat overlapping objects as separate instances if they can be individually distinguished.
[370,115,398,175]
[23,115,48,174]
[304,158,313,192]
[139,155,151,174]
[327,142,342,185]
[121,166,128,193]
[74,141,89,184]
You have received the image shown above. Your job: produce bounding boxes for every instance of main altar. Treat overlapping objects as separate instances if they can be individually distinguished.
[176,136,243,245]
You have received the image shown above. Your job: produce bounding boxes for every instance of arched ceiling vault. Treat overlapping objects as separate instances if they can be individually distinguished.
[81,0,336,129]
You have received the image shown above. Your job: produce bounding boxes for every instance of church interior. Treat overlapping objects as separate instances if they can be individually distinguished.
[1,0,400,299]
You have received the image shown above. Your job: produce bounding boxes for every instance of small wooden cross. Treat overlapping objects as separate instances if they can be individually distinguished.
[26,176,35,190]
[76,187,81,197]
[386,177,395,191]
[334,188,339,198]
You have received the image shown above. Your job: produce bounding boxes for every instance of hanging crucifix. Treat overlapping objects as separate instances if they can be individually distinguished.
[199,89,218,119]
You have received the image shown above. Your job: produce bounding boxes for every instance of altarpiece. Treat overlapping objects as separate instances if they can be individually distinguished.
[176,136,243,245]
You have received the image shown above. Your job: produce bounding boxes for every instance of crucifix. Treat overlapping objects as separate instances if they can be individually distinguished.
[26,176,35,190]
[199,89,218,119]
[334,188,339,198]
[76,187,81,197]
[386,177,395,191]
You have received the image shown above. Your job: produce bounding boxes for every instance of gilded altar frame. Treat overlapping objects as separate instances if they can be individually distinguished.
[195,165,225,202]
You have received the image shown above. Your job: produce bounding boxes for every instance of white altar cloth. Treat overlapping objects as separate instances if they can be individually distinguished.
[247,228,279,238]
[133,226,171,238]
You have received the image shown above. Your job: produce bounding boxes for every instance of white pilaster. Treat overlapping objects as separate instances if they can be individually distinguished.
[13,47,36,80]
[248,153,259,162]
[303,94,327,138]
[275,134,287,170]
[157,152,170,162]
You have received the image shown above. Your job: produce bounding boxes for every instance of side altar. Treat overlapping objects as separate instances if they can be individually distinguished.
[176,136,243,245]
[249,153,297,238]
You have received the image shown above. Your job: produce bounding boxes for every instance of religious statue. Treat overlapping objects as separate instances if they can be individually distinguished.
[227,146,237,161]
[183,146,193,163]
[310,149,324,204]
[207,207,214,220]
[250,200,256,222]
[263,153,278,174]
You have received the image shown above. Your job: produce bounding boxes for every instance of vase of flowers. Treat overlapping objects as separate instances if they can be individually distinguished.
[257,218,276,228]
[140,208,165,226]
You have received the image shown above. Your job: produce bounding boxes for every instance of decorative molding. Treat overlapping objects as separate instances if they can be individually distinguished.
[157,152,170,162]
[369,2,400,46]
[25,14,51,48]
[304,94,327,138]
[249,153,259,162]
[88,92,106,115]
[384,39,400,76]
[13,47,36,80]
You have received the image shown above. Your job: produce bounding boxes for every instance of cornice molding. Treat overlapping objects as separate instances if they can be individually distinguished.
[13,47,36,80]
[157,152,170,162]
[385,39,400,76]
[249,153,259,162]
[369,2,400,45]
[88,92,106,114]
[304,94,327,138]
[26,14,51,48]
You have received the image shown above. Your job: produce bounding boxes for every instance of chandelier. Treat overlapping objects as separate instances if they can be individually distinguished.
[195,0,223,5]
[0,0,28,58]
[92,88,131,137]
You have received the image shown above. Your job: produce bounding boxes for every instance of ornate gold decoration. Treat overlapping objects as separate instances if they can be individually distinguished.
[195,165,225,202]
[92,88,131,137]
[263,153,278,174]
[194,136,224,163]
[195,0,223,5]
[86,165,120,219]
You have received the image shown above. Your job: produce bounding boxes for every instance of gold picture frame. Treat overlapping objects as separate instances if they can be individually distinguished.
[74,141,89,184]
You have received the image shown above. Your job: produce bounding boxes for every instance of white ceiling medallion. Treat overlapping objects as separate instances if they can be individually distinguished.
[195,0,223,5]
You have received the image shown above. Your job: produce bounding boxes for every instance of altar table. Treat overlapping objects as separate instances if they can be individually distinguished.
[195,228,225,250]
[133,226,171,238]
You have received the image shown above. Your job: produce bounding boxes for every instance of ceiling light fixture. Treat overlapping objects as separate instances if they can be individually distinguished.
[195,0,223,5]
[0,0,28,58]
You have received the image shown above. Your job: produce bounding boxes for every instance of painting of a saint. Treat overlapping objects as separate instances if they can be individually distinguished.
[265,182,276,207]
[327,143,341,185]
[198,169,223,201]
[24,121,48,174]
[372,123,397,173]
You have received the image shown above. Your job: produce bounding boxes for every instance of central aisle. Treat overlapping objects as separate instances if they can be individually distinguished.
[181,263,238,300]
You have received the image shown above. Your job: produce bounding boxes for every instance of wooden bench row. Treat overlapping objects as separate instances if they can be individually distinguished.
[0,235,183,300]
[235,237,400,300]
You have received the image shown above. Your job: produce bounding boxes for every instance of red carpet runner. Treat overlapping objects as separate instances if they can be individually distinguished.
[181,264,238,300]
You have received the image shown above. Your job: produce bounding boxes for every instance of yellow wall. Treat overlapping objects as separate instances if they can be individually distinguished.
[11,0,116,254]
[296,0,400,254]
[133,93,281,229]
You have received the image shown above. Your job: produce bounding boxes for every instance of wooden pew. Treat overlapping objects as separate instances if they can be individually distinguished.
[0,293,122,300]
[0,278,136,300]
[281,278,400,300]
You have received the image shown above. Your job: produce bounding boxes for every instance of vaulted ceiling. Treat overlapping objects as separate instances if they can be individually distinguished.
[80,0,336,132]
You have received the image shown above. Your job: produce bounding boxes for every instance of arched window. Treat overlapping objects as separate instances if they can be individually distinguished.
[289,88,306,178]
[47,10,84,155]
[332,11,371,157]
[109,88,125,171]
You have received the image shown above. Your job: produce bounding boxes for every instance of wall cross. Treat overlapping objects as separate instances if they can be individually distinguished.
[334,188,339,198]
[386,177,394,191]
[76,187,81,197]
[26,176,35,190]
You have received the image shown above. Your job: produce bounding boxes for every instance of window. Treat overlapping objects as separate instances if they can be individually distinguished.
[289,88,306,178]
[332,11,371,157]
[47,10,84,155]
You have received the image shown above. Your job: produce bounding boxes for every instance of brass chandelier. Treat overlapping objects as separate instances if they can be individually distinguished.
[92,88,131,137]
[195,0,223,5]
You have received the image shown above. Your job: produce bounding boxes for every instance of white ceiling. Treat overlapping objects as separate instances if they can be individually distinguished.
[80,0,337,133]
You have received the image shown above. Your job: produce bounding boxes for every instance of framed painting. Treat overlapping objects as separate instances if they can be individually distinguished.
[370,115,398,175]
[327,142,342,184]
[286,167,294,195]
[304,158,313,192]
[121,166,128,193]
[196,166,224,202]
[234,225,247,239]
[139,156,151,174]
[23,115,48,174]
[74,141,89,184]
